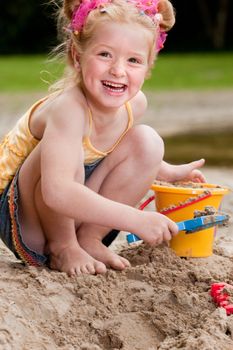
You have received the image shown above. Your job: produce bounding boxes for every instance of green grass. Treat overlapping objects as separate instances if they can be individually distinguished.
[0,54,232,166]
[0,55,64,92]
[0,52,233,92]
[163,130,233,166]
[145,52,233,90]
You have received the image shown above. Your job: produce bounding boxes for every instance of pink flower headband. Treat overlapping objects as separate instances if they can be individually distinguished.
[69,0,167,52]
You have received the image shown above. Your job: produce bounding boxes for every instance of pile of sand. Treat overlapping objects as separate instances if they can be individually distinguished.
[1,230,233,350]
[0,170,233,350]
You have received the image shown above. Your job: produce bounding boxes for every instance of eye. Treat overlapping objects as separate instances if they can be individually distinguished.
[98,51,111,58]
[128,57,141,64]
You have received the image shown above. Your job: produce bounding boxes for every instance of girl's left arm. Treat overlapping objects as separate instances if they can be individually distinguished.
[131,92,206,183]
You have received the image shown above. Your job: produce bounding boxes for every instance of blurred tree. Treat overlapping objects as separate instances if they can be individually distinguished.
[0,0,232,53]
[167,0,232,51]
[0,1,57,54]
[197,0,230,49]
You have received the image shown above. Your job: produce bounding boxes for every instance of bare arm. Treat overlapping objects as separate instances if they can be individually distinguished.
[130,92,206,183]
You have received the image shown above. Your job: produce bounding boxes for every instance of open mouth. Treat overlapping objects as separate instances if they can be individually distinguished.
[102,80,127,93]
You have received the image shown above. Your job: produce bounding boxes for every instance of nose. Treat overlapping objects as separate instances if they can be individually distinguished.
[109,59,126,78]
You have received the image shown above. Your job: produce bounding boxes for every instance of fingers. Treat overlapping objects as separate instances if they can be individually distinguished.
[163,219,178,241]
[140,212,180,247]
[169,220,179,236]
[145,219,178,246]
[185,158,206,183]
[190,158,205,169]
[191,170,207,183]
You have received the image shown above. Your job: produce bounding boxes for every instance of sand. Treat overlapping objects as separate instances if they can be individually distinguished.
[0,91,233,349]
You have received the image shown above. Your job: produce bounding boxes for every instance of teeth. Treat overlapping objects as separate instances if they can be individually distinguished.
[102,81,125,88]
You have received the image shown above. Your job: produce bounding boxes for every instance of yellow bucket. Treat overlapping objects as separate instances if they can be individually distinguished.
[151,183,229,257]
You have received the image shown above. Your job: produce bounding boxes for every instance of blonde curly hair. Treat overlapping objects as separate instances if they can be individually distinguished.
[50,0,175,90]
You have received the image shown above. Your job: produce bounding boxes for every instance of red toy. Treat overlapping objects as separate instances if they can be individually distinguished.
[210,283,233,315]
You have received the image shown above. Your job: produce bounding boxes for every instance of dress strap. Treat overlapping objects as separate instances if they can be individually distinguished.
[125,101,134,129]
[83,101,134,156]
[105,101,133,153]
[86,105,93,137]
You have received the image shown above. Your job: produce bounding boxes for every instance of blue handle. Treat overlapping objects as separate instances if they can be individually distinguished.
[127,233,141,244]
[177,215,227,233]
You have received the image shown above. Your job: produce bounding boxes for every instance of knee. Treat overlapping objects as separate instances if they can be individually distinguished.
[127,125,164,166]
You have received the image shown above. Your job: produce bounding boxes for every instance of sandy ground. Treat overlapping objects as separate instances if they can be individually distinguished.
[0,90,233,350]
[1,89,233,138]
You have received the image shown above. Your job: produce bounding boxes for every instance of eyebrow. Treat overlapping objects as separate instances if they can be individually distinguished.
[95,44,147,57]
[93,44,113,50]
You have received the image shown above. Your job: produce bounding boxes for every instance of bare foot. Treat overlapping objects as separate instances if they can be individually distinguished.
[49,244,107,276]
[78,236,130,271]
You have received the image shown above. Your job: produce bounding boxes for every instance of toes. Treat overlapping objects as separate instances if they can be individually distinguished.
[101,251,130,271]
[94,262,107,274]
[110,257,127,271]
[69,267,81,277]
[80,261,106,275]
[85,263,96,275]
[80,265,91,275]
[120,256,131,268]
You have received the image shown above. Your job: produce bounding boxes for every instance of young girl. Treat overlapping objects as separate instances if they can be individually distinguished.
[0,0,205,276]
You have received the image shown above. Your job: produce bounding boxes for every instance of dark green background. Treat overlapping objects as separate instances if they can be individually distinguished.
[0,0,232,54]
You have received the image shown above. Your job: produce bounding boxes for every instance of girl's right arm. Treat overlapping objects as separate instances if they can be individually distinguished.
[40,95,178,244]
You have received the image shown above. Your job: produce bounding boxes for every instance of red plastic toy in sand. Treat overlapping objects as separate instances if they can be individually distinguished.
[210,282,233,315]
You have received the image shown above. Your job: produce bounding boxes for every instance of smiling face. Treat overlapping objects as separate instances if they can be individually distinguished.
[78,21,153,110]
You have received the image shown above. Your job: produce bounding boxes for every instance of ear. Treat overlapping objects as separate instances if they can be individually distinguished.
[71,43,80,70]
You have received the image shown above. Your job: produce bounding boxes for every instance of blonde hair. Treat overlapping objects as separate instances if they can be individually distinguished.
[50,0,175,91]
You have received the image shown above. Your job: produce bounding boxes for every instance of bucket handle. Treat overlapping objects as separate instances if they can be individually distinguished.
[138,195,155,210]
[159,192,212,215]
[138,192,212,214]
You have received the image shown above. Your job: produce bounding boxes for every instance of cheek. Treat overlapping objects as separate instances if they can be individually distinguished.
[132,70,147,85]
[87,61,105,77]
[82,66,98,82]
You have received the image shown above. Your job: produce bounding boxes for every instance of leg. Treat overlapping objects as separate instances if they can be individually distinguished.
[17,144,106,275]
[77,125,164,269]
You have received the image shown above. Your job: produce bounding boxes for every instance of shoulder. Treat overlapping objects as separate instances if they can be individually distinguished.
[49,88,87,129]
[30,87,88,139]
[33,87,88,139]
[129,91,148,122]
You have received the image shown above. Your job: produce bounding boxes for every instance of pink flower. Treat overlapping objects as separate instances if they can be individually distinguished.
[71,0,111,33]
[70,0,167,52]
[129,0,159,16]
[157,31,167,52]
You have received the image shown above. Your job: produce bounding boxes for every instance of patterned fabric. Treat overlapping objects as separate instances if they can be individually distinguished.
[0,169,48,266]
[8,178,45,266]
[0,98,44,194]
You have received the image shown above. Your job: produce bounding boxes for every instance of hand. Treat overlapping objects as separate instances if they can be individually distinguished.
[158,159,206,183]
[134,211,179,246]
[175,158,206,183]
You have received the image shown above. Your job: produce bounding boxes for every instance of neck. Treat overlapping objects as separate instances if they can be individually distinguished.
[80,84,123,125]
